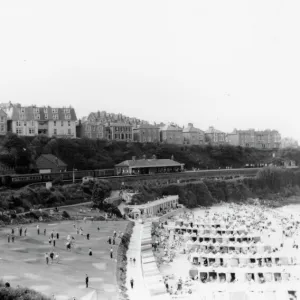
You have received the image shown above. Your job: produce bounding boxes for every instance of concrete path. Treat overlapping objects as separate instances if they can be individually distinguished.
[126,222,151,300]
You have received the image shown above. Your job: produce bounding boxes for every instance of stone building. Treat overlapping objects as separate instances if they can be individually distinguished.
[160,123,183,144]
[205,126,226,145]
[182,123,205,145]
[133,124,160,143]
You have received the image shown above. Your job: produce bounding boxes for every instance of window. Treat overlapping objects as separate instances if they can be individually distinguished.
[68,121,71,126]
[0,116,4,122]
[64,108,70,113]
[65,114,71,119]
[68,129,71,135]
[34,114,40,120]
[0,125,4,132]
[16,128,22,134]
[54,129,57,135]
[45,114,48,119]
[29,128,35,134]
[19,113,24,120]
[24,122,27,126]
[16,121,21,126]
[44,108,48,114]
[52,108,58,113]
[20,107,25,113]
[53,114,58,120]
[54,121,56,126]
[33,108,39,113]
[61,121,64,126]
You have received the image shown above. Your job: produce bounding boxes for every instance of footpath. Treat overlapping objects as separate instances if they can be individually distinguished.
[126,221,151,300]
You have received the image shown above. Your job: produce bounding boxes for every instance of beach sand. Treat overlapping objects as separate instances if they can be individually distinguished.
[157,202,300,299]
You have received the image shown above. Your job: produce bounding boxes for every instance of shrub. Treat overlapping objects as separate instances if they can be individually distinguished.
[62,211,70,219]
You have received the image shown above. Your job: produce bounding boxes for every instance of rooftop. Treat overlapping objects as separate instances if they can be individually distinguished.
[36,154,67,169]
[160,123,182,132]
[115,158,184,168]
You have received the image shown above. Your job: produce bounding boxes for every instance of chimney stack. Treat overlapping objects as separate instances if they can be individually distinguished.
[171,155,174,160]
[132,156,136,161]
[143,154,146,160]
[152,154,156,160]
[188,123,193,127]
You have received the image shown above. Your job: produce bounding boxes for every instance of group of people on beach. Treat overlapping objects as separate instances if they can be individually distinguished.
[151,203,300,298]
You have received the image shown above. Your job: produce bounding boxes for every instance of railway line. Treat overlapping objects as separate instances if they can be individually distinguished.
[1,167,262,189]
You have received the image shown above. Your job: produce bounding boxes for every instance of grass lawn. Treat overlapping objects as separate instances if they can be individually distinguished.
[0,218,128,300]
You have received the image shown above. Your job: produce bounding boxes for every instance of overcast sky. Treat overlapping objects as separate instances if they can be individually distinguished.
[0,0,299,141]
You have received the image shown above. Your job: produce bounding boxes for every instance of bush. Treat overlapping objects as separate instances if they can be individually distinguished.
[0,280,51,300]
[62,211,70,219]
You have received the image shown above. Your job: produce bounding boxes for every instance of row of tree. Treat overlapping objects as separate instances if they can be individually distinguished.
[0,133,298,173]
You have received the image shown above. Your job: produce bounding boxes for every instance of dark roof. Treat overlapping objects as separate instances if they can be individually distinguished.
[11,106,77,121]
[36,154,67,170]
[115,158,184,168]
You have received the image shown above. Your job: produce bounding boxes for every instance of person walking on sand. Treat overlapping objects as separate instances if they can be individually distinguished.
[11,228,14,235]
[45,253,49,265]
[19,227,22,236]
[53,238,56,247]
[133,258,136,266]
[7,234,10,243]
[130,278,134,289]
[24,227,27,236]
[44,228,47,236]
[56,232,59,239]
[11,234,15,243]
[89,248,92,256]
[110,247,113,259]
[37,225,40,235]
[85,274,89,288]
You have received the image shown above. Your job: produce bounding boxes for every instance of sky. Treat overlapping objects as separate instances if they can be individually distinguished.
[0,0,299,141]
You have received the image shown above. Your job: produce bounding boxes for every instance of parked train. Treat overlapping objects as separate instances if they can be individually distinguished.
[0,167,262,188]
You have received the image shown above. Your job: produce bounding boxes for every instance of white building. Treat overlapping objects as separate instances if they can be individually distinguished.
[4,104,77,138]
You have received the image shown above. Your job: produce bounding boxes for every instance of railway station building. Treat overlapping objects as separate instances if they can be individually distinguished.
[114,156,184,175]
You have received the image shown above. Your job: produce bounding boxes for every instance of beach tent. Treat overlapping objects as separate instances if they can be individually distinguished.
[80,290,97,300]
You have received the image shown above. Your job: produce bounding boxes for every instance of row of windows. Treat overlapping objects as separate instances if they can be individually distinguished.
[19,113,71,120]
[19,108,71,114]
[0,124,5,132]
[17,121,72,127]
[0,116,6,122]
[53,121,71,126]
[113,127,132,132]
[53,129,72,135]
[16,128,35,134]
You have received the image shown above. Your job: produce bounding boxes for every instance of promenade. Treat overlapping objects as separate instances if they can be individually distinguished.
[126,222,151,300]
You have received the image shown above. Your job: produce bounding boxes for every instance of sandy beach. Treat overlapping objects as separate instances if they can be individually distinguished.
[156,202,300,300]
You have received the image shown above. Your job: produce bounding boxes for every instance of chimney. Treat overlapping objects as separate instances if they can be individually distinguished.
[188,123,193,127]
[171,155,174,160]
[132,156,136,161]
[152,154,156,160]
[143,154,146,160]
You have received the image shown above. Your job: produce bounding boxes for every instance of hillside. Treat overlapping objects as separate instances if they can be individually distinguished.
[130,167,300,208]
[0,133,299,173]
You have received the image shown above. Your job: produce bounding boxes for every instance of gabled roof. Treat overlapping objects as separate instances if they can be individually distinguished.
[115,158,183,168]
[160,123,182,132]
[36,154,67,170]
[0,109,7,117]
[205,126,224,134]
[10,106,77,121]
[105,122,133,127]
[183,125,204,133]
[134,124,159,129]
